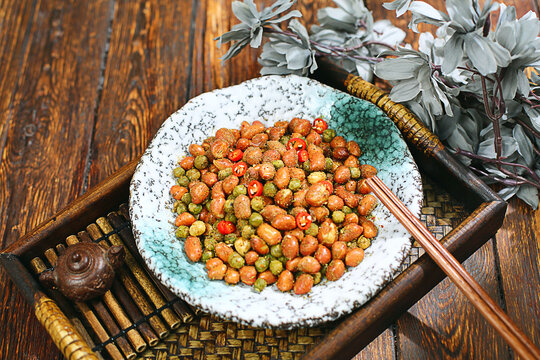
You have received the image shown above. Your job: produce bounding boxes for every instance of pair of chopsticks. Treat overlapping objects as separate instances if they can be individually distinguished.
[365,176,540,360]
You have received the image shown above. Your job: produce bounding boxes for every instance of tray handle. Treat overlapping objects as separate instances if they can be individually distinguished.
[34,292,99,360]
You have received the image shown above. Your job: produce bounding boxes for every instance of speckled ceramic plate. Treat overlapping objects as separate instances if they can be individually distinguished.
[129,75,423,329]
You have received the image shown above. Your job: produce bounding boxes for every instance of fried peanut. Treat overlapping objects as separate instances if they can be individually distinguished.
[300,235,319,256]
[277,270,294,292]
[257,223,282,246]
[294,274,314,295]
[234,194,252,219]
[345,248,365,267]
[271,214,297,231]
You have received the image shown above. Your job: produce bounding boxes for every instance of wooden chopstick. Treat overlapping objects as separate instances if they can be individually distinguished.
[365,176,540,360]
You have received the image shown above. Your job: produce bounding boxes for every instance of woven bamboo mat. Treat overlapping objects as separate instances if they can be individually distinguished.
[28,175,467,360]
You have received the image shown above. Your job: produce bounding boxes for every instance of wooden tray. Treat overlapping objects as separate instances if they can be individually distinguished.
[0,67,507,360]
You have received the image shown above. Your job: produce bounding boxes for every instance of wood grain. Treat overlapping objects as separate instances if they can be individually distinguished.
[0,0,113,359]
[88,0,195,186]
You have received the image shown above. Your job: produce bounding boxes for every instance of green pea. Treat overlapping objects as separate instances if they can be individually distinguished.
[176,202,187,214]
[175,226,189,239]
[201,250,214,263]
[228,253,245,269]
[233,184,247,197]
[234,238,251,256]
[251,197,265,212]
[325,158,334,172]
[350,167,361,179]
[237,219,249,230]
[255,257,269,273]
[204,237,217,250]
[342,205,353,214]
[269,260,283,276]
[181,192,191,204]
[224,234,237,244]
[241,225,255,239]
[173,167,185,178]
[305,223,319,237]
[332,211,346,224]
[176,176,190,187]
[225,213,237,223]
[189,221,206,236]
[288,178,302,191]
[271,160,285,169]
[302,159,311,172]
[312,272,322,285]
[254,278,267,292]
[279,256,288,265]
[218,168,233,180]
[249,213,264,227]
[194,155,209,170]
[188,203,202,215]
[322,129,336,143]
[280,135,291,147]
[186,169,201,181]
[263,182,278,197]
[224,199,235,213]
[357,236,371,249]
[270,244,283,258]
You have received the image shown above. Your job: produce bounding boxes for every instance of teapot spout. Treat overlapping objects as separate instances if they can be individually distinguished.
[107,245,125,269]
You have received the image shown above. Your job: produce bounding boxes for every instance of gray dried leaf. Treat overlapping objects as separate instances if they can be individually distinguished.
[477,134,518,158]
[383,0,413,17]
[389,78,421,102]
[464,34,497,75]
[498,186,519,200]
[516,185,539,209]
[523,105,540,132]
[441,33,464,75]
[373,57,424,80]
[513,124,535,166]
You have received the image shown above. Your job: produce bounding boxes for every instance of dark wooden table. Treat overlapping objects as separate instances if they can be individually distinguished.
[0,1,538,359]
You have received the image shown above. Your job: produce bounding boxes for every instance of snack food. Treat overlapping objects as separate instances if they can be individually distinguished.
[170,118,378,295]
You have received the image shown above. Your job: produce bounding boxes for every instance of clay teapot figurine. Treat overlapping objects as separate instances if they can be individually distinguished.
[39,242,125,302]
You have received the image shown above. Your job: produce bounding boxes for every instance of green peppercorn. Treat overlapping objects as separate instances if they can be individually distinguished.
[251,196,265,212]
[173,166,185,178]
[224,234,237,244]
[263,182,278,197]
[357,236,371,249]
[234,238,251,256]
[241,225,255,239]
[189,221,206,236]
[269,259,283,276]
[177,176,190,187]
[228,252,245,269]
[280,135,291,147]
[176,202,187,214]
[237,219,248,229]
[194,155,209,170]
[186,169,201,181]
[249,213,264,227]
[204,237,217,250]
[175,226,189,239]
[312,272,322,285]
[350,167,361,179]
[279,256,288,265]
[225,213,237,223]
[302,159,311,172]
[270,244,283,258]
[305,223,319,237]
[271,160,285,169]
[224,199,235,213]
[255,257,269,273]
[325,158,334,172]
[288,178,302,191]
[233,184,247,197]
[254,278,267,292]
[181,192,191,204]
[332,211,346,224]
[188,203,203,215]
[201,250,214,263]
[342,205,353,214]
[218,167,233,180]
[322,129,336,143]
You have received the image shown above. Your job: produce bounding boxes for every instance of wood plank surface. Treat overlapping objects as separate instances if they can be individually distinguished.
[0,0,538,359]
[0,0,114,358]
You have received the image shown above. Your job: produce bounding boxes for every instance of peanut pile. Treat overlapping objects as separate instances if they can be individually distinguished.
[170,117,378,295]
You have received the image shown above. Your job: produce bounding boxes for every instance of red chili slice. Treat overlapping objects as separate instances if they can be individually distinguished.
[228,149,243,162]
[233,161,248,177]
[217,221,236,235]
[312,118,328,134]
[296,212,312,230]
[298,149,309,163]
[286,138,307,151]
[247,180,263,198]
[321,180,333,194]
